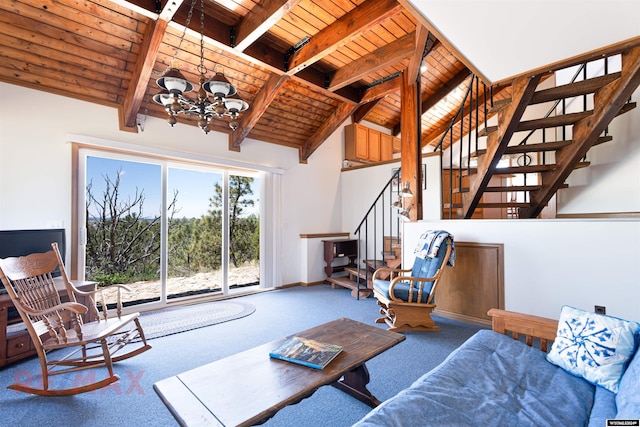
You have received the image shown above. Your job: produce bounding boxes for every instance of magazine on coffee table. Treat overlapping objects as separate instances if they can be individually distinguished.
[269,336,343,370]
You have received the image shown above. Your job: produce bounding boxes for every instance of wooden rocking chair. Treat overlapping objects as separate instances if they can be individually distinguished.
[372,230,454,333]
[0,242,151,396]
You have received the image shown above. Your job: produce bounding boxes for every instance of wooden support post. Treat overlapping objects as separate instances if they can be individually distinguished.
[400,71,421,221]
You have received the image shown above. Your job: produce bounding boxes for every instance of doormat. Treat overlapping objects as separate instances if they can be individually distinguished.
[138,300,256,340]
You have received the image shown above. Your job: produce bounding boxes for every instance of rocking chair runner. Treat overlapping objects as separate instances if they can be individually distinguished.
[372,230,454,333]
[0,242,151,396]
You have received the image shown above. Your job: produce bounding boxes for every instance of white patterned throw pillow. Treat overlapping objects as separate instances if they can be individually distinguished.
[546,305,640,393]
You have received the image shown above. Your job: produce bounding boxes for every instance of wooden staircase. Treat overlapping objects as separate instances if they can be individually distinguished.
[451,45,640,219]
[329,236,402,298]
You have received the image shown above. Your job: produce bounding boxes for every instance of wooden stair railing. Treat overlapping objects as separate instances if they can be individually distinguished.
[439,42,640,219]
[330,170,404,299]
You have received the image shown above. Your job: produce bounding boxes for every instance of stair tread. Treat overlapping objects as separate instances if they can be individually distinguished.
[326,276,372,298]
[530,72,622,104]
[477,202,531,208]
[345,267,373,280]
[494,164,557,174]
[451,187,470,193]
[487,98,511,114]
[362,260,385,270]
[504,139,573,154]
[476,183,570,192]
[593,135,614,146]
[478,126,498,137]
[516,111,592,131]
[472,136,613,159]
[484,185,542,192]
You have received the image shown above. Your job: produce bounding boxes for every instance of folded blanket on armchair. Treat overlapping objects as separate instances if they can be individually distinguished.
[413,229,456,266]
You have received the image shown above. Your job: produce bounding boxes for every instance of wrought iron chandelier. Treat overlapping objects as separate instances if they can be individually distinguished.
[153,0,248,133]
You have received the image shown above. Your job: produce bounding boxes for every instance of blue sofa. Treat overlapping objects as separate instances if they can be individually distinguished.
[353,308,640,426]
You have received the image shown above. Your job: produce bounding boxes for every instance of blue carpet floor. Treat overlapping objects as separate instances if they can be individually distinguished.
[0,285,484,426]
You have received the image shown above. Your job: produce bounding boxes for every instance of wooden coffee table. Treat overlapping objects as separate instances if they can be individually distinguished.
[154,317,405,427]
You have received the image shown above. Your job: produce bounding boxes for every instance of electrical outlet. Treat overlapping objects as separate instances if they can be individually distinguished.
[595,305,606,315]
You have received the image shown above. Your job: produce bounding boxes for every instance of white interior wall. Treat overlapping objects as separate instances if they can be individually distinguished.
[408,0,640,83]
[340,154,442,231]
[341,162,400,234]
[403,219,640,323]
[0,82,342,287]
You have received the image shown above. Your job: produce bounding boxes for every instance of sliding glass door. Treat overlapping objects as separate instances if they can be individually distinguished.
[80,150,260,309]
[226,174,260,290]
[166,166,223,298]
[85,156,163,305]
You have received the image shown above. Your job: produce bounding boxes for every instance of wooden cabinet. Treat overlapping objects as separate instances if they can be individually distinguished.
[345,123,396,163]
[367,129,381,162]
[391,134,401,153]
[349,123,369,160]
[322,239,358,278]
[0,279,96,367]
[380,133,394,159]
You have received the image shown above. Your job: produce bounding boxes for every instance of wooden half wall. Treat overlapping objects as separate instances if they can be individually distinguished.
[435,242,505,326]
[404,219,640,323]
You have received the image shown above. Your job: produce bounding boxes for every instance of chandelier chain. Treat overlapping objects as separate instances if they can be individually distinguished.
[167,0,197,72]
[198,0,207,75]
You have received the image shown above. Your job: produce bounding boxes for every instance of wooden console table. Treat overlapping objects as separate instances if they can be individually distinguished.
[0,278,97,367]
[322,239,358,277]
[154,318,405,427]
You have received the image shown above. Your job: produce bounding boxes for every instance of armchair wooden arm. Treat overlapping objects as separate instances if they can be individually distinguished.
[72,284,132,321]
[18,301,88,317]
[70,283,132,297]
[371,267,411,281]
[52,243,132,320]
[387,275,438,303]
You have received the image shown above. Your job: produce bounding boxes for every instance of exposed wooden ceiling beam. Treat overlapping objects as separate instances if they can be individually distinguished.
[234,0,302,52]
[229,73,289,151]
[286,0,404,75]
[392,67,471,136]
[422,68,471,112]
[119,18,170,131]
[421,81,510,149]
[173,7,361,104]
[300,102,358,162]
[327,32,415,92]
[352,99,384,123]
[360,76,401,104]
[108,0,160,20]
[121,0,361,104]
[406,26,431,84]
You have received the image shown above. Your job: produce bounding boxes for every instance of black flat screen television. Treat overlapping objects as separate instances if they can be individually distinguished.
[0,228,66,292]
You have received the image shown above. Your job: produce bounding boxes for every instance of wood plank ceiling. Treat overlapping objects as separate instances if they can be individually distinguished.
[0,0,496,162]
